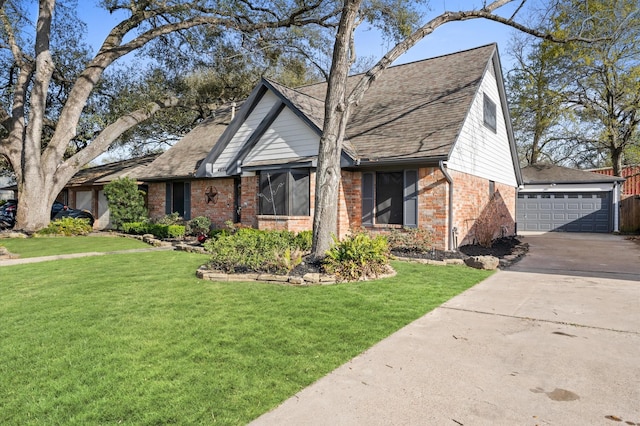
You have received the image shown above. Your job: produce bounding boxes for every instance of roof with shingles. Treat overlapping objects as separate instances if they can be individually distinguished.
[294,44,497,162]
[521,164,625,184]
[140,108,233,180]
[66,153,160,186]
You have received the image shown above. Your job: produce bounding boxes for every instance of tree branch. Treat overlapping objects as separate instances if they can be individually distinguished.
[0,4,25,67]
[62,97,183,173]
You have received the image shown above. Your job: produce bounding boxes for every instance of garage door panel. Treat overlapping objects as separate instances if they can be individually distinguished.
[517,192,611,233]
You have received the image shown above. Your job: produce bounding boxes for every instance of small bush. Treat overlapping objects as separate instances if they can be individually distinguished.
[324,232,391,282]
[37,217,93,236]
[121,221,185,239]
[385,227,434,253]
[186,216,212,236]
[103,177,147,230]
[121,222,147,235]
[204,228,309,274]
[153,212,183,226]
[293,230,313,252]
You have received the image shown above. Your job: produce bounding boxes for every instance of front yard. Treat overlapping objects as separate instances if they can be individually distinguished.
[0,238,492,425]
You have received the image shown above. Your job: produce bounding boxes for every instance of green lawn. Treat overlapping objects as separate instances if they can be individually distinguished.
[0,245,492,425]
[0,235,151,258]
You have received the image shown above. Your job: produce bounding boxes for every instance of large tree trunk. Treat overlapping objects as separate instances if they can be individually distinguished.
[311,0,362,260]
[15,175,56,232]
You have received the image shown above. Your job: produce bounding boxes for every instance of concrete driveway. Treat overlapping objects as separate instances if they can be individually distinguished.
[250,233,640,425]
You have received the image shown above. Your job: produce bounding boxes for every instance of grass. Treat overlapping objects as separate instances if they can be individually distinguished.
[0,235,151,258]
[0,244,493,425]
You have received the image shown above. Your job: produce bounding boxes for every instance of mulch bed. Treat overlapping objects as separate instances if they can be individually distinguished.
[391,236,523,262]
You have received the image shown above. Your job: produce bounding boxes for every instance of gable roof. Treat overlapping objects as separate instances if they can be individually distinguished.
[66,153,160,186]
[141,106,233,180]
[296,44,498,163]
[195,44,519,180]
[521,164,625,184]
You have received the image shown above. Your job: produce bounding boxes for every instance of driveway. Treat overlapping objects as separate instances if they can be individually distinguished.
[250,233,640,425]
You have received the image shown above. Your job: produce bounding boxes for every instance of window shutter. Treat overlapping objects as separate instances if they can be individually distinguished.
[184,182,191,220]
[404,170,418,228]
[291,171,310,216]
[165,183,172,215]
[362,172,374,226]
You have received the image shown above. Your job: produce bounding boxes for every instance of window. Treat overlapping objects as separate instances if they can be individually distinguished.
[362,170,418,227]
[483,93,497,132]
[165,181,191,220]
[259,170,310,216]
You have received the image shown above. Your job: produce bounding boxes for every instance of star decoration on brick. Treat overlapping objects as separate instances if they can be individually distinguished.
[205,186,218,204]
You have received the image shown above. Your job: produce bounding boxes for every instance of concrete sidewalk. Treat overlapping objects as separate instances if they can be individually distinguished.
[250,234,640,425]
[0,246,174,267]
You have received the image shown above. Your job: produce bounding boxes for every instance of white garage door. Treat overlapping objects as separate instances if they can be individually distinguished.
[517,192,611,233]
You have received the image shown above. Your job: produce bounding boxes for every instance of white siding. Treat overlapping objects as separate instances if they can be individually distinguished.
[208,91,280,177]
[448,62,518,187]
[243,107,319,164]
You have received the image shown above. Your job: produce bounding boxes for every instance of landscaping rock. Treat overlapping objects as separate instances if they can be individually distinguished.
[464,255,499,270]
[0,231,27,239]
[302,272,321,283]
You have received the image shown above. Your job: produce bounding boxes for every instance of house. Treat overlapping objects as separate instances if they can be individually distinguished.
[139,107,238,224]
[517,164,625,233]
[0,176,15,200]
[144,44,522,250]
[60,153,160,229]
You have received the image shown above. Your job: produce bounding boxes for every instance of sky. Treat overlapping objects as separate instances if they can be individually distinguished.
[75,1,536,74]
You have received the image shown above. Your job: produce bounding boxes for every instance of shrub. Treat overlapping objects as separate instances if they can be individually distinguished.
[293,230,313,251]
[121,222,147,235]
[103,177,147,230]
[385,227,434,253]
[153,212,183,226]
[186,216,212,236]
[203,228,309,274]
[121,222,185,239]
[324,232,391,282]
[36,217,93,236]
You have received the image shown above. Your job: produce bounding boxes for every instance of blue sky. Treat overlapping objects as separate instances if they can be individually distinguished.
[76,1,532,73]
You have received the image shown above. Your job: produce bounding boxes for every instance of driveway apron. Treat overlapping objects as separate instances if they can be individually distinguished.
[250,233,640,425]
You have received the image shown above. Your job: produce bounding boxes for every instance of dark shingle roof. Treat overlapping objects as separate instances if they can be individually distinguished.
[296,44,497,162]
[521,164,625,184]
[67,153,160,186]
[140,108,233,180]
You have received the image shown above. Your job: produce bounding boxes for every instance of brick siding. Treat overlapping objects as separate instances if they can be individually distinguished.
[146,167,516,250]
[450,169,516,247]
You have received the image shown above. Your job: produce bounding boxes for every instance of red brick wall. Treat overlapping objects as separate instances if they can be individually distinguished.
[337,171,361,238]
[450,170,516,247]
[417,167,449,249]
[148,179,237,228]
[144,168,516,250]
[190,179,235,228]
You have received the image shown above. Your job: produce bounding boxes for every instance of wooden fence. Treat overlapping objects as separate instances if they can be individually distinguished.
[620,195,640,232]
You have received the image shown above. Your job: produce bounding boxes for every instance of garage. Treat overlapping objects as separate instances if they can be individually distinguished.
[517,192,611,232]
[518,164,624,233]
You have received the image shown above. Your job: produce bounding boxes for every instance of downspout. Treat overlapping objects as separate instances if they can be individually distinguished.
[439,161,456,251]
[613,181,620,233]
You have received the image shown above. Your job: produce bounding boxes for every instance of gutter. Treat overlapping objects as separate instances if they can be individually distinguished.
[439,161,456,251]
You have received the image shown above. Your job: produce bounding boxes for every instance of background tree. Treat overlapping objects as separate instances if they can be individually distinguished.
[510,0,640,173]
[506,34,573,165]
[0,0,339,231]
